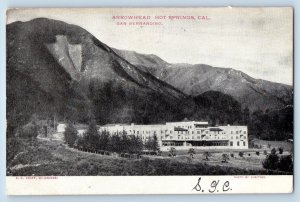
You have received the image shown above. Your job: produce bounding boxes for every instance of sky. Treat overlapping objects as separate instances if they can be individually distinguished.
[7,8,293,85]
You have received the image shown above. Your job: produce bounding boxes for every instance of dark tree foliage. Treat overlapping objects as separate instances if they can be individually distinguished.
[107,134,122,153]
[82,119,100,150]
[203,151,211,161]
[249,107,293,141]
[169,147,177,157]
[144,134,160,151]
[278,155,293,172]
[278,147,284,154]
[19,119,39,139]
[188,148,196,158]
[98,130,110,151]
[64,122,78,147]
[222,153,229,163]
[263,152,279,170]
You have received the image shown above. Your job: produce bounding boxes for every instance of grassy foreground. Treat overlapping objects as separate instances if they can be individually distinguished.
[7,138,291,176]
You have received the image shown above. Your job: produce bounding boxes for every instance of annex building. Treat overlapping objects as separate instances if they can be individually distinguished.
[100,121,248,151]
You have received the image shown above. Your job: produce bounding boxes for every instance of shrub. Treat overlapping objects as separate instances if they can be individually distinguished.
[203,151,211,161]
[278,147,283,154]
[238,152,244,158]
[278,155,293,172]
[230,153,234,158]
[81,119,100,150]
[169,147,176,157]
[188,148,196,158]
[222,154,229,163]
[256,151,260,156]
[248,153,251,156]
[19,121,39,139]
[271,148,277,155]
[262,152,279,170]
[263,150,268,155]
[64,123,78,147]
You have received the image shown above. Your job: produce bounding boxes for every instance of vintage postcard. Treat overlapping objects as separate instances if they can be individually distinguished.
[6,7,293,195]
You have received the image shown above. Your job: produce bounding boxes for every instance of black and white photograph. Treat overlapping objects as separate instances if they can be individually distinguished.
[5,7,293,194]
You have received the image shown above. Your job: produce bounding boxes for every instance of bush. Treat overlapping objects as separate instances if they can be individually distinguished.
[64,123,78,147]
[222,154,229,163]
[81,119,100,151]
[203,151,211,161]
[19,121,39,138]
[262,152,279,170]
[256,151,260,156]
[188,148,196,158]
[230,153,234,158]
[278,147,283,154]
[271,148,277,155]
[169,147,176,157]
[238,152,244,158]
[278,155,293,172]
[248,153,251,156]
[264,150,268,155]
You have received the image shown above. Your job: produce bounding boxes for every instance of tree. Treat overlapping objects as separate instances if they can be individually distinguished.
[120,132,130,153]
[278,155,293,172]
[64,122,78,147]
[129,136,143,154]
[19,119,39,139]
[222,153,229,163]
[152,134,159,152]
[262,151,279,170]
[169,147,176,157]
[188,148,196,158]
[238,151,244,158]
[107,134,121,153]
[278,147,283,154]
[98,131,110,151]
[203,151,211,161]
[82,119,100,150]
[271,148,277,155]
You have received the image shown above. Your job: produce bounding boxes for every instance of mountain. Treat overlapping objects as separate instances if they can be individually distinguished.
[115,50,293,111]
[6,18,292,141]
[7,18,198,133]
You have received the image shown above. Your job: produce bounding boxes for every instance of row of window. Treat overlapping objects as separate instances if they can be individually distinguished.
[229,141,246,146]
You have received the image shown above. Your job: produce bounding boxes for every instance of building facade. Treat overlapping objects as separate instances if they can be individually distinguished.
[100,121,248,151]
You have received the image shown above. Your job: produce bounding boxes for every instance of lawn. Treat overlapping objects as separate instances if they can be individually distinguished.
[7,138,292,176]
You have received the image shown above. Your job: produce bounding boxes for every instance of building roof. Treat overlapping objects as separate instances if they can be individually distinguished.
[209,127,223,131]
[174,127,188,131]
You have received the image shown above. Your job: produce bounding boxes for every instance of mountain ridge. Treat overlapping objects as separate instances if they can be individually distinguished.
[115,49,293,111]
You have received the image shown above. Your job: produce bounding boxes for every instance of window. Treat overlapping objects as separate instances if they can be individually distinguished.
[231,136,233,139]
[192,131,194,134]
[192,136,194,139]
[244,131,247,134]
[197,131,200,134]
[230,141,233,146]
[197,136,200,139]
[236,131,238,134]
[237,141,240,146]
[236,136,239,139]
[243,142,246,146]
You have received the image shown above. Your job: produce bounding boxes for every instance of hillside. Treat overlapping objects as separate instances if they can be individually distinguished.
[6,18,194,134]
[7,18,248,137]
[116,50,293,111]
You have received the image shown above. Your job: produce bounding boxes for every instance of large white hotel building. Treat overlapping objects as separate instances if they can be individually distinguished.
[99,121,248,151]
